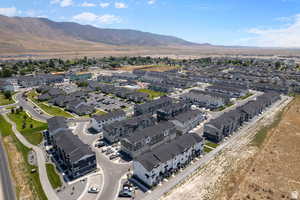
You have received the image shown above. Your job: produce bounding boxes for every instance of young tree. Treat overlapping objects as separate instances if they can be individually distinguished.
[4,90,12,99]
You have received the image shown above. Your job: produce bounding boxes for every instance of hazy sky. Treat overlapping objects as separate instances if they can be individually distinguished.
[1,0,300,47]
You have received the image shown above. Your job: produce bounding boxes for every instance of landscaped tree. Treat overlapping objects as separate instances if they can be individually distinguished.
[4,90,12,99]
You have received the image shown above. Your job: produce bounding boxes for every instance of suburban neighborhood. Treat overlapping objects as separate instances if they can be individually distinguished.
[0,55,297,200]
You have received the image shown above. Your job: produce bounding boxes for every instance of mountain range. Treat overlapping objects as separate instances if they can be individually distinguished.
[0,15,209,54]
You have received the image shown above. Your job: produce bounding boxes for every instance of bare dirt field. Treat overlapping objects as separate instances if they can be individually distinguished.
[161,96,294,200]
[3,136,34,200]
[217,96,300,200]
[118,64,179,72]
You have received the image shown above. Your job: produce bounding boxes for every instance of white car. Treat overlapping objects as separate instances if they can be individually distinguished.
[88,186,100,193]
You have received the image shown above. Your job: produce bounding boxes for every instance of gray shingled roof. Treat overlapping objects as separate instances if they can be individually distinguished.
[54,130,94,163]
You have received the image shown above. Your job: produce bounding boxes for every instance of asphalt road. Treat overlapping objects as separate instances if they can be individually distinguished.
[0,138,16,200]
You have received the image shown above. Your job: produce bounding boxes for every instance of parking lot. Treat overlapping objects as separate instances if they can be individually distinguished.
[87,92,133,112]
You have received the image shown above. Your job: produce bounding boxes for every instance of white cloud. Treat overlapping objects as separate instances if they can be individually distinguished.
[244,14,300,47]
[73,12,98,22]
[115,2,127,8]
[73,12,121,24]
[98,14,121,24]
[81,2,96,7]
[148,0,156,5]
[99,2,110,8]
[0,7,18,17]
[60,0,73,7]
[51,0,73,7]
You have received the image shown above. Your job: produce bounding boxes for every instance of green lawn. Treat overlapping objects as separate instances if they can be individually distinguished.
[0,92,15,106]
[8,111,47,145]
[204,146,213,153]
[137,89,166,99]
[0,115,48,200]
[46,163,62,189]
[205,141,219,148]
[238,93,254,100]
[95,109,107,115]
[0,115,13,137]
[216,102,234,111]
[27,90,73,118]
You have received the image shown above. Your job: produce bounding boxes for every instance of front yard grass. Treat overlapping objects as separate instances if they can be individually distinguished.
[137,89,166,99]
[238,92,254,100]
[0,92,15,106]
[204,146,213,153]
[8,110,47,145]
[205,141,219,148]
[46,163,62,189]
[27,90,73,118]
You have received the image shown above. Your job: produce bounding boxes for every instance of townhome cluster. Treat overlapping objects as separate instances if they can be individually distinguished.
[46,116,97,180]
[204,92,281,142]
[133,132,204,187]
[37,86,95,116]
[88,81,149,103]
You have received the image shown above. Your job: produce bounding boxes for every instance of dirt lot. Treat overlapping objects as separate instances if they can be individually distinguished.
[161,96,294,200]
[217,96,300,200]
[3,136,34,200]
[118,64,179,72]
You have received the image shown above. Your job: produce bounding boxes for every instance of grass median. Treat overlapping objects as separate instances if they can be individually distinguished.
[46,163,62,189]
[27,90,73,118]
[8,110,47,145]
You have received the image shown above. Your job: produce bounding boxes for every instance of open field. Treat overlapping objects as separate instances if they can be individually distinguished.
[46,163,62,189]
[0,93,14,106]
[137,89,166,99]
[8,110,47,145]
[216,96,300,200]
[118,64,180,72]
[0,114,47,200]
[27,90,73,118]
[161,96,292,200]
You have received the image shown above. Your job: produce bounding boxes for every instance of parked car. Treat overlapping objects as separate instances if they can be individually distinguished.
[109,154,119,160]
[88,186,100,193]
[119,182,133,197]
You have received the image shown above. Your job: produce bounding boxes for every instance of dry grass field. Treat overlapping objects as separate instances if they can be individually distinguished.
[217,96,300,200]
[118,64,180,72]
[162,96,295,200]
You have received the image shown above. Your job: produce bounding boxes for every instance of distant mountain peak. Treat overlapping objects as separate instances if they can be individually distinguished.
[0,15,210,49]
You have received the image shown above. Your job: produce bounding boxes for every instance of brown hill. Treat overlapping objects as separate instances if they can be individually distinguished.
[0,15,206,54]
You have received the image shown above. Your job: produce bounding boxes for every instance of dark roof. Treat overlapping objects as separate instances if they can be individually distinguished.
[173,109,203,123]
[125,121,175,143]
[47,116,68,133]
[54,130,94,163]
[135,133,203,171]
[136,151,160,171]
[93,109,125,122]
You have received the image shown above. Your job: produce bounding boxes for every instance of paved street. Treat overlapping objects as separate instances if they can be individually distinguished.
[0,137,16,200]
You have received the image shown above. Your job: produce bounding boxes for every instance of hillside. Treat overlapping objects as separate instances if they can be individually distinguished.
[0,15,203,54]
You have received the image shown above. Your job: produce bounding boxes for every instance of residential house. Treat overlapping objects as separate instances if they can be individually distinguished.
[171,109,205,134]
[133,133,204,187]
[103,113,155,143]
[121,121,176,158]
[91,109,126,132]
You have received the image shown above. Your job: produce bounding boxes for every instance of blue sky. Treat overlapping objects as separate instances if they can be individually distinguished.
[1,0,300,47]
